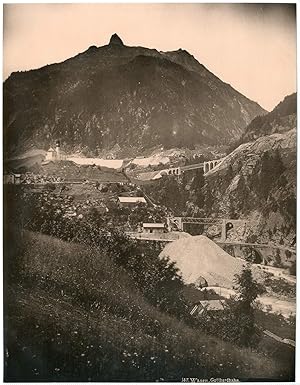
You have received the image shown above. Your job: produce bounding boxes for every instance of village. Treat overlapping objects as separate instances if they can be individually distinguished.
[3,141,246,251]
[3,141,186,227]
[4,141,296,316]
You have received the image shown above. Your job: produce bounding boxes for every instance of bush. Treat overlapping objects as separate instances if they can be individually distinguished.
[264,277,296,297]
[194,264,265,348]
[289,261,296,276]
[6,189,188,317]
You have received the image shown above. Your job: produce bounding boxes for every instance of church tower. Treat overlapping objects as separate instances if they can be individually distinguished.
[55,139,61,160]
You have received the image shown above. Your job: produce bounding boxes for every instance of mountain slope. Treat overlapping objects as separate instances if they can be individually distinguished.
[4,34,265,157]
[240,92,296,143]
[203,93,296,246]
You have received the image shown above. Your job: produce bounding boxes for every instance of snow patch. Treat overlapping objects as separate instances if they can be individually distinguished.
[131,154,170,167]
[67,157,124,169]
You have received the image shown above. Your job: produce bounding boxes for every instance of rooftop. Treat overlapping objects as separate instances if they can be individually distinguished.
[118,196,146,204]
[199,299,225,311]
[143,223,165,228]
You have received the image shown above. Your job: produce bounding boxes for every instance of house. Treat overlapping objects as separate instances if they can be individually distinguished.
[143,223,166,234]
[118,196,147,207]
[190,299,225,317]
[3,174,15,184]
[14,174,22,185]
[45,147,56,161]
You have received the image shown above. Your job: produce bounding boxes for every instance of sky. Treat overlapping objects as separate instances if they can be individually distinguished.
[3,3,297,111]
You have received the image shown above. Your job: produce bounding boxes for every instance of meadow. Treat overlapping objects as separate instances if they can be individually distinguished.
[4,229,291,382]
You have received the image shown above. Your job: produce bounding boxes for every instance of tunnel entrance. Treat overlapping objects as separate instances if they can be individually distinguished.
[245,247,263,264]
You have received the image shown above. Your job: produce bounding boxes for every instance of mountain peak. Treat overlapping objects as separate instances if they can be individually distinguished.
[109,33,124,46]
[4,36,266,156]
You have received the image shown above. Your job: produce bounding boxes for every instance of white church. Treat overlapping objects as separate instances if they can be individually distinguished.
[45,140,66,161]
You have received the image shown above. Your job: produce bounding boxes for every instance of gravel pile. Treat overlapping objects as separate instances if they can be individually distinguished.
[160,235,262,289]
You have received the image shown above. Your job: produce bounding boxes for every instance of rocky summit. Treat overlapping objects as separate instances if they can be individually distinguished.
[4,34,266,157]
[109,33,124,46]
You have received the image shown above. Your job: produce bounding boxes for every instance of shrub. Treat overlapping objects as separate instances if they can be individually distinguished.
[289,261,296,276]
[264,277,296,298]
[194,264,265,348]
[6,189,188,317]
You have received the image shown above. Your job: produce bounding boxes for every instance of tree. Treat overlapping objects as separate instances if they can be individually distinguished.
[234,264,264,306]
[180,170,190,187]
[259,151,273,198]
[203,183,214,215]
[226,164,234,180]
[186,169,205,209]
[10,187,188,318]
[259,149,285,199]
[235,175,249,212]
[289,261,296,276]
[228,197,238,219]
[230,264,265,346]
[151,176,187,215]
[190,169,205,192]
[272,148,285,176]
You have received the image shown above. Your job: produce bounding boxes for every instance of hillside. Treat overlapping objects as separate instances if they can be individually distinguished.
[142,93,296,247]
[4,34,265,157]
[4,230,290,381]
[203,93,296,246]
[239,92,296,144]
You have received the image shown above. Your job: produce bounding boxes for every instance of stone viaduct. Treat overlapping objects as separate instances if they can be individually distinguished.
[168,216,245,242]
[152,158,224,179]
[202,159,223,174]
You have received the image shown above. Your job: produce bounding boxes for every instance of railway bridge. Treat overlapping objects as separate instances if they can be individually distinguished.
[167,216,246,242]
[127,228,296,269]
[152,158,224,179]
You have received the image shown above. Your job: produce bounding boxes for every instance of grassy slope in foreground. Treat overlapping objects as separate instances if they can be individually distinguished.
[4,230,292,381]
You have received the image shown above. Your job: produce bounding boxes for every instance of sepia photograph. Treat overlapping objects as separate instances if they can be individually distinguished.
[3,2,297,382]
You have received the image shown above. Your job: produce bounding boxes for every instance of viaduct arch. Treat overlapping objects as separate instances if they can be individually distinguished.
[203,159,223,174]
[153,158,224,180]
[168,216,247,242]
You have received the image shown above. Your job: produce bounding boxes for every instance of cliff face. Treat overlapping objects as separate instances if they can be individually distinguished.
[4,34,265,157]
[203,94,296,246]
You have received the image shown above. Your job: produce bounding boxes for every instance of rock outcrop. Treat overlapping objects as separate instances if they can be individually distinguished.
[109,33,124,46]
[203,93,296,246]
